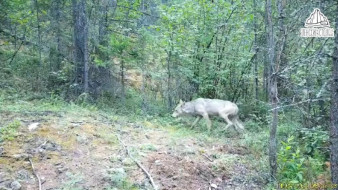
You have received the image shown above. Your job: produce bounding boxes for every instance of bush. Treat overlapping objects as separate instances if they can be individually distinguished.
[278,136,305,184]
[277,132,328,185]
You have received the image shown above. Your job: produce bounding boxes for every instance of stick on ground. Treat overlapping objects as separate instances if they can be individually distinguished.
[116,134,158,190]
[29,158,42,190]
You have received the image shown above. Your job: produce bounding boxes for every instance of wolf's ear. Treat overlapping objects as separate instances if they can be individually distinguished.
[179,99,184,104]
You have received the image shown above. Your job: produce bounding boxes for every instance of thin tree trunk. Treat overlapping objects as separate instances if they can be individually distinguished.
[99,0,108,45]
[253,0,259,101]
[119,1,132,102]
[167,49,172,109]
[330,4,338,188]
[266,0,278,180]
[121,59,125,102]
[263,1,269,101]
[72,0,89,94]
[141,63,147,114]
[55,0,62,71]
[33,0,42,91]
[34,0,42,67]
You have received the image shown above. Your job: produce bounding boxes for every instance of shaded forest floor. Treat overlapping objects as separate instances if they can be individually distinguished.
[0,101,268,190]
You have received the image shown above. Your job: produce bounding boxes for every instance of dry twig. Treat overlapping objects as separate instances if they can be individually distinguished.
[116,135,158,190]
[202,153,213,162]
[29,158,42,190]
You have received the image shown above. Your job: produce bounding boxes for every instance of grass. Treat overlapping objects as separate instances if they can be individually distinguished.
[0,120,21,142]
[106,168,140,190]
[58,172,84,190]
[0,94,274,189]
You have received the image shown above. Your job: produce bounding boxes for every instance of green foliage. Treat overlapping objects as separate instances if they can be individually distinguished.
[299,127,329,157]
[278,122,300,140]
[278,136,305,184]
[242,130,269,155]
[47,69,71,96]
[58,172,84,190]
[0,120,21,142]
[278,132,328,185]
[110,34,131,55]
[106,168,139,190]
[241,101,269,131]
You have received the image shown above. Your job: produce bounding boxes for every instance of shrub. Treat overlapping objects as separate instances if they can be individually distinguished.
[278,136,305,184]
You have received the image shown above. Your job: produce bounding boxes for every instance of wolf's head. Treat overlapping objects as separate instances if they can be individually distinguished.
[172,100,185,117]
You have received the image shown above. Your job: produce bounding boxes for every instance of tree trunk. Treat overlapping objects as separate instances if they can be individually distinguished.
[51,0,62,71]
[330,5,338,188]
[167,49,172,109]
[34,0,42,67]
[121,59,125,102]
[98,0,108,45]
[253,0,259,101]
[56,0,62,71]
[266,0,278,180]
[72,0,89,94]
[33,0,42,91]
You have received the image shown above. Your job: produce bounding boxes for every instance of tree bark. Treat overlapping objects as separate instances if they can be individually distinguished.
[121,61,125,101]
[55,0,62,71]
[72,0,89,94]
[266,0,278,180]
[253,0,259,101]
[167,48,172,109]
[330,4,338,188]
[34,0,42,67]
[50,0,62,71]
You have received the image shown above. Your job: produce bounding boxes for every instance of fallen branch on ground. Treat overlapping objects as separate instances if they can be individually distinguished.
[116,135,158,190]
[29,158,42,190]
[202,153,213,162]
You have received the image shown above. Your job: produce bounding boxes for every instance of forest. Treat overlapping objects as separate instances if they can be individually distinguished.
[0,0,338,189]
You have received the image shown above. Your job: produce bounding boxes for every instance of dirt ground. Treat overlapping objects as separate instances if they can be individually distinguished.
[0,110,265,190]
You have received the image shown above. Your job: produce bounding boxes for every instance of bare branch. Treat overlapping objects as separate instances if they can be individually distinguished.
[269,98,330,111]
[116,135,158,190]
[29,158,42,190]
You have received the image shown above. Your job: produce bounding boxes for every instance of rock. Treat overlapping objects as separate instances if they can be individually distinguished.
[10,181,21,190]
[210,183,217,189]
[0,147,4,156]
[55,163,67,174]
[0,173,11,185]
[42,142,61,151]
[122,158,134,166]
[16,169,31,181]
[28,122,40,132]
[76,135,88,144]
[154,160,161,165]
[12,153,29,160]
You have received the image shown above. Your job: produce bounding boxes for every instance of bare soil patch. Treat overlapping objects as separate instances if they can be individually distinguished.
[0,111,265,190]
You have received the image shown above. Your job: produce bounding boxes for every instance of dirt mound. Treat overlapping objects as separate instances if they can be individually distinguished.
[146,152,224,190]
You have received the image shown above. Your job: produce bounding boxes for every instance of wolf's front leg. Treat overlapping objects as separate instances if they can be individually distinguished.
[191,116,202,129]
[202,114,212,132]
